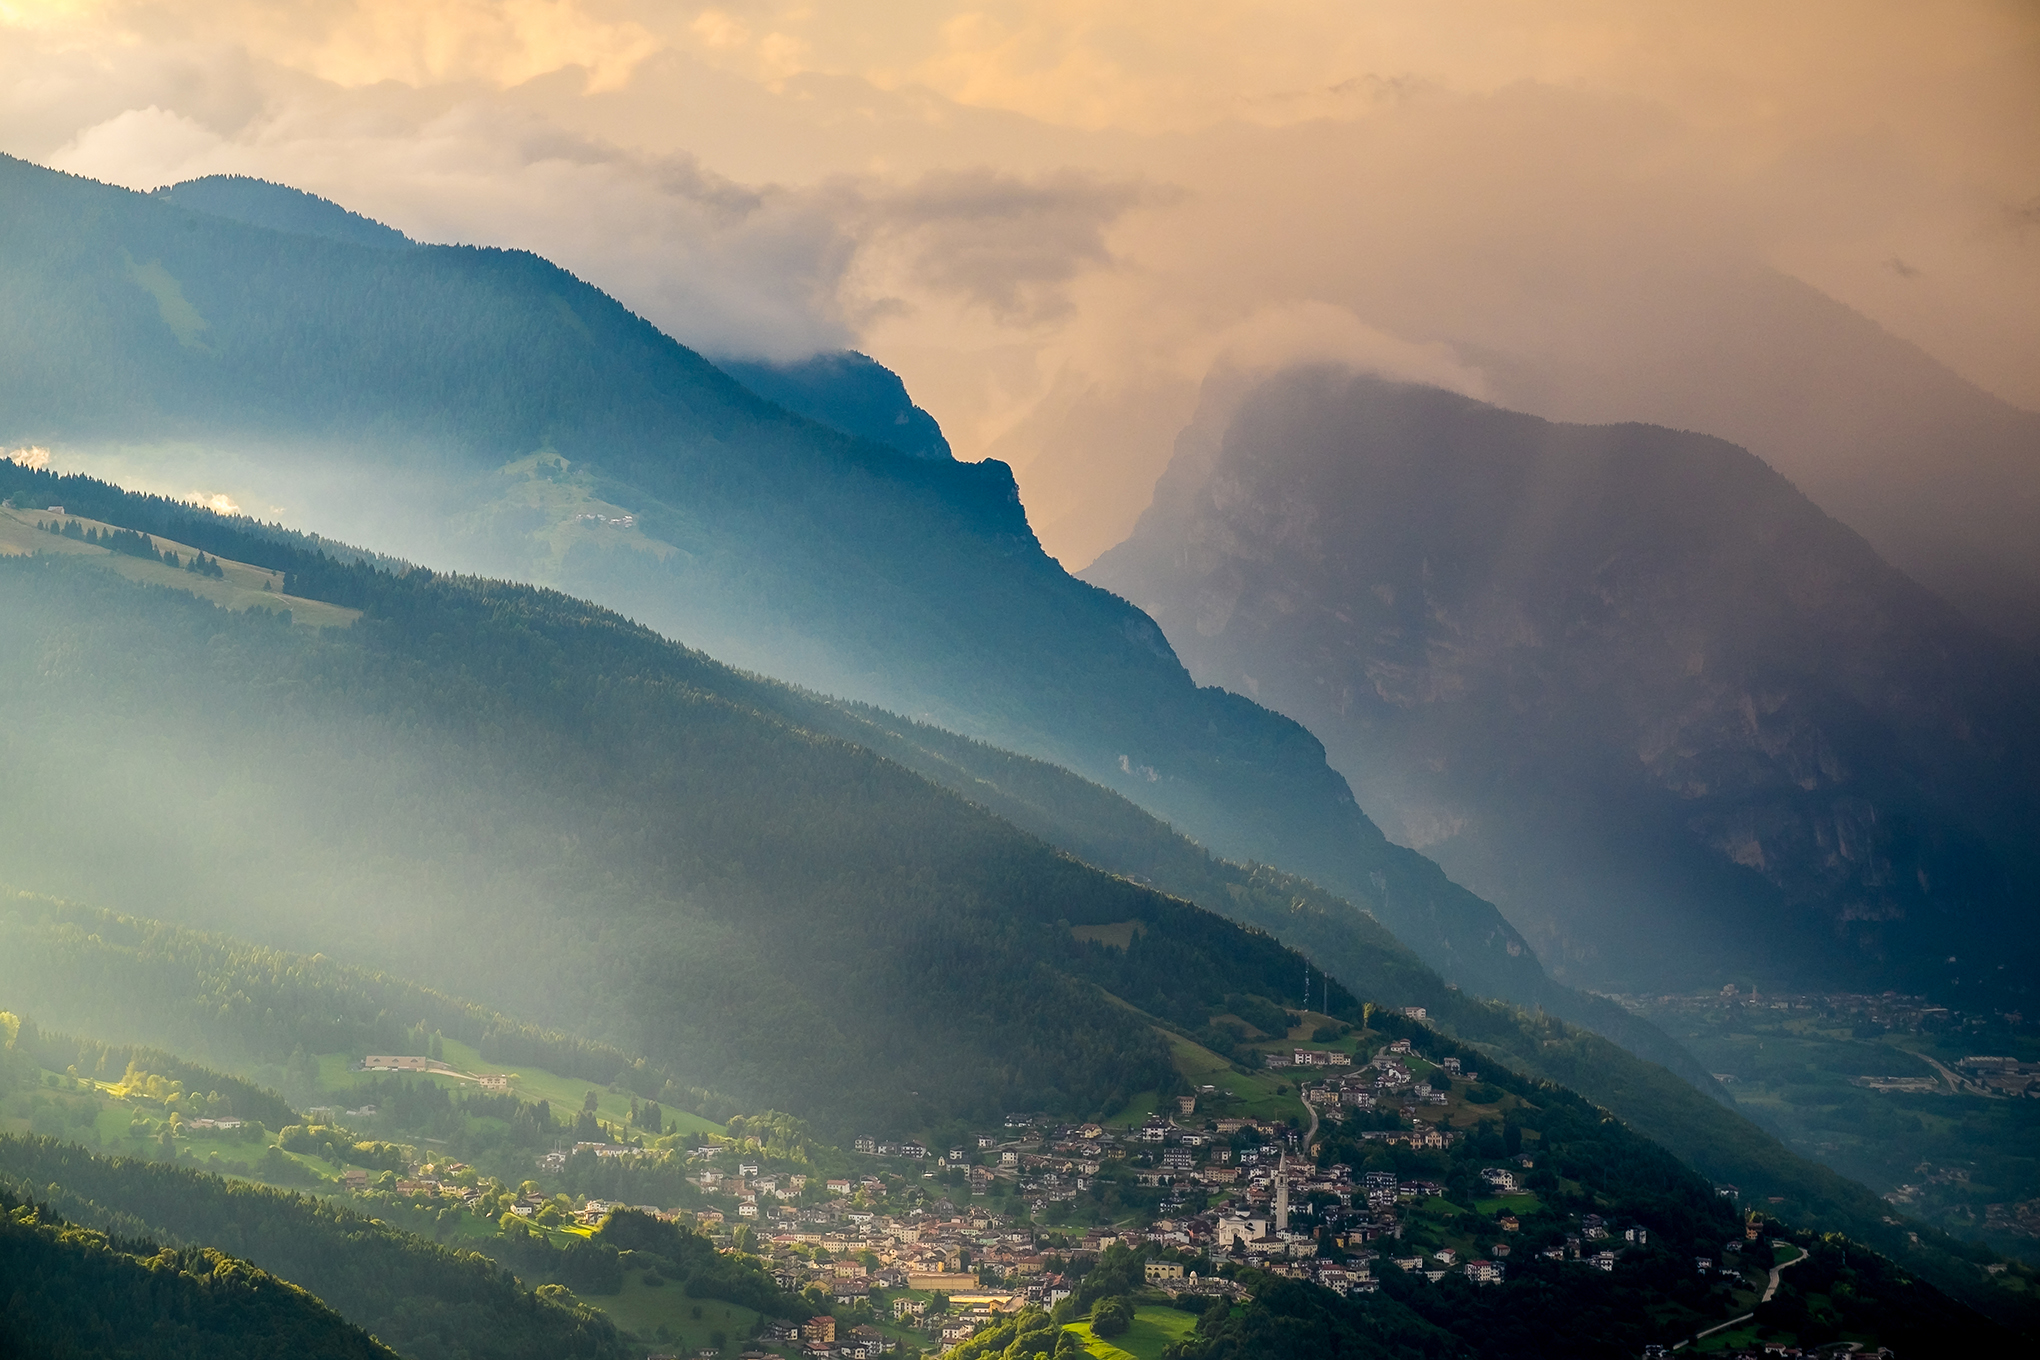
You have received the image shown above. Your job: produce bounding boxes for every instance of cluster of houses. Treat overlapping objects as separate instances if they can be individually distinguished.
[1629,985,1984,1039]
[321,1071,1682,1358]
[307,1026,1834,1359]
[334,1158,482,1199]
[755,1315,892,1357]
[673,1118,1577,1328]
[1953,1055,2040,1098]
[356,1056,514,1094]
[1290,1042,1483,1118]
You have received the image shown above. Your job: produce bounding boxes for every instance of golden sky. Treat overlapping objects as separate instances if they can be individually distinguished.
[4,0,2036,562]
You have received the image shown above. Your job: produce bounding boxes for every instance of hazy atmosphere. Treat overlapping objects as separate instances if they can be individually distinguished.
[2,6,2037,1359]
[6,1,2035,563]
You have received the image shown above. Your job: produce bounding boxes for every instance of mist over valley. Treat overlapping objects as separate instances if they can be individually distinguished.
[1,7,2036,1357]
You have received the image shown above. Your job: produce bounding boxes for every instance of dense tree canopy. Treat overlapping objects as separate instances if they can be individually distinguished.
[0,1180,395,1360]
[0,1137,628,1360]
[0,550,1347,1134]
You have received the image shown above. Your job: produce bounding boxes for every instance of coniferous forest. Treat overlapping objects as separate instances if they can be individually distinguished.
[0,1181,396,1360]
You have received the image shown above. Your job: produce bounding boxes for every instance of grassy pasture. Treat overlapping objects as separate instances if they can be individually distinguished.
[0,506,358,628]
[311,1038,721,1137]
[591,1265,760,1352]
[1,1064,335,1185]
[1164,1031,1303,1125]
[1064,1305,1197,1360]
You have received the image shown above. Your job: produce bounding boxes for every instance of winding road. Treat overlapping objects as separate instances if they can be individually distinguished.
[1762,1242,1807,1302]
[1671,1243,1805,1351]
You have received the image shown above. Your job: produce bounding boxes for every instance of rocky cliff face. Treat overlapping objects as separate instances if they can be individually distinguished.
[1088,369,2040,998]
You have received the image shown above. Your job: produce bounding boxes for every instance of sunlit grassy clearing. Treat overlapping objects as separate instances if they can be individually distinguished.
[1162,1031,1302,1124]
[1064,1306,1197,1360]
[592,1265,759,1349]
[0,507,358,629]
[1,1064,335,1185]
[313,1037,722,1137]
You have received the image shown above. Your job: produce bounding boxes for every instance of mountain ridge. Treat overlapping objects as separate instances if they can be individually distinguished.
[1086,369,2040,1000]
[0,154,1575,1030]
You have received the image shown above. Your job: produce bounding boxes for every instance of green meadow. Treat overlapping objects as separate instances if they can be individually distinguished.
[312,1038,722,1138]
[1064,1306,1198,1360]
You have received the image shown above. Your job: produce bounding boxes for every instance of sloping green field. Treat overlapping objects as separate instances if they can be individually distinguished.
[1065,1306,1197,1360]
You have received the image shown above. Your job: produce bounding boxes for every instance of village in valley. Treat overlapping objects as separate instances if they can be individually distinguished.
[7,994,1885,1359]
[282,1013,1828,1360]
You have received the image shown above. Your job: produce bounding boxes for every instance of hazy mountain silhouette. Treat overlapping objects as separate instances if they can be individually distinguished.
[1472,262,2040,650]
[718,350,954,460]
[0,155,1590,1028]
[1088,370,2040,1001]
[151,175,414,250]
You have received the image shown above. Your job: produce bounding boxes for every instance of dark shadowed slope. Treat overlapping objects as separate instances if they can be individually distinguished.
[1088,370,2040,1000]
[0,1180,397,1360]
[0,537,1370,1137]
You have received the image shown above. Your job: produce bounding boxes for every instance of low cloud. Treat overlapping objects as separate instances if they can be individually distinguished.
[33,65,1152,360]
[42,88,869,360]
[3,0,2034,569]
[855,168,1157,328]
[1209,302,1486,400]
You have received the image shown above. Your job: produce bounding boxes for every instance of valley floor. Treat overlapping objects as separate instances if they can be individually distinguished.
[1618,988,2040,1254]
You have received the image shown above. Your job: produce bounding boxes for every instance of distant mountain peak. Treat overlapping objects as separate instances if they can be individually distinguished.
[1089,367,2040,1001]
[716,350,953,460]
[151,174,413,250]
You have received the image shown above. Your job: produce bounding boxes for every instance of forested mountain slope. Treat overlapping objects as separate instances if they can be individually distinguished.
[707,690,2040,1320]
[749,687,1704,1082]
[0,156,1556,1020]
[0,1138,628,1360]
[0,1181,396,1360]
[0,531,1370,1136]
[150,175,413,250]
[1088,370,2040,1000]
[0,898,730,1123]
[6,881,2013,1327]
[0,469,2026,1325]
[2,1012,295,1130]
